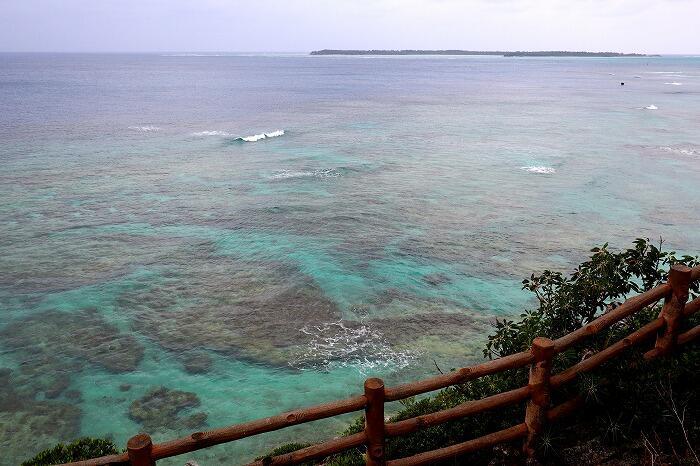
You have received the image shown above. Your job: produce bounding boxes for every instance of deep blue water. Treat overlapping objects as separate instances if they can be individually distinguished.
[1,53,699,465]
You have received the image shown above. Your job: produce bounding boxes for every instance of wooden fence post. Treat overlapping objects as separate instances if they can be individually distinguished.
[523,337,555,461]
[364,377,386,466]
[127,433,155,466]
[650,264,692,358]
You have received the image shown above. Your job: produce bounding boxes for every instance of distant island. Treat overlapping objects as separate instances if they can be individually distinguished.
[310,50,655,57]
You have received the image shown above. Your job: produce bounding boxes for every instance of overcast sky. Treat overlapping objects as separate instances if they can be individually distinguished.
[1,0,698,54]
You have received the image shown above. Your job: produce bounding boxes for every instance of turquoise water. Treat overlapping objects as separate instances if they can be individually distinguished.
[1,53,699,465]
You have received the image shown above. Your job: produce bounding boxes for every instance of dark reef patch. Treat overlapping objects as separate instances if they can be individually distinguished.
[422,272,452,287]
[0,308,144,375]
[0,368,82,462]
[128,386,207,432]
[118,259,341,367]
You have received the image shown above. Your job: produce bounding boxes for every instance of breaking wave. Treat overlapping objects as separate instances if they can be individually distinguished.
[291,320,418,374]
[235,130,285,142]
[644,105,658,110]
[191,129,285,141]
[129,126,160,132]
[269,168,341,180]
[659,146,699,157]
[665,82,683,86]
[520,166,556,174]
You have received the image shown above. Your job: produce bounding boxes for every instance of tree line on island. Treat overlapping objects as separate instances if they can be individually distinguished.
[310,49,656,57]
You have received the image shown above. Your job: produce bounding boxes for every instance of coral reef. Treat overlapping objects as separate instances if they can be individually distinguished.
[118,261,340,367]
[0,308,144,374]
[128,386,207,432]
[0,368,82,463]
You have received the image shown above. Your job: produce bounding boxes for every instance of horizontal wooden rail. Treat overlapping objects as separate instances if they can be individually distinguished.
[551,317,664,388]
[386,396,583,466]
[678,325,700,346]
[151,395,366,460]
[62,265,700,466]
[388,423,527,466]
[246,431,367,466]
[385,385,531,437]
[384,350,533,401]
[684,295,700,316]
[554,283,669,352]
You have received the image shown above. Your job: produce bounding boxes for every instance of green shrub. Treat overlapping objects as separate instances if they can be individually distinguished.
[22,437,120,466]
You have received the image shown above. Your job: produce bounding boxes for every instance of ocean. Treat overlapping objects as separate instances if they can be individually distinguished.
[1,53,699,465]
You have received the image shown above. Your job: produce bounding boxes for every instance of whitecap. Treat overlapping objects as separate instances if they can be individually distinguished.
[659,146,699,157]
[269,168,340,180]
[645,105,658,110]
[664,82,682,85]
[291,320,418,374]
[235,129,286,142]
[192,130,232,137]
[129,125,160,132]
[520,166,556,174]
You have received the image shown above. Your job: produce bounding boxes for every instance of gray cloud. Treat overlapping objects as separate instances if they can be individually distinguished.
[0,0,698,53]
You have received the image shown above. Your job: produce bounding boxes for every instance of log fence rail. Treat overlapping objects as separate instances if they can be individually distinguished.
[63,265,700,466]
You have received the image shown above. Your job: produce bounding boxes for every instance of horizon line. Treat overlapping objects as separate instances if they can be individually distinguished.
[1,50,700,56]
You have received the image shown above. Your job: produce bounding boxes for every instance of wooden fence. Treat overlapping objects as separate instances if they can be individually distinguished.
[64,264,700,466]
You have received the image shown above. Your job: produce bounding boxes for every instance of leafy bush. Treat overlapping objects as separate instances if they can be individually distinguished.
[22,437,120,466]
[485,238,698,360]
[255,442,313,465]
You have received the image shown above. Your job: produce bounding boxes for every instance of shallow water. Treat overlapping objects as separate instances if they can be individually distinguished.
[1,53,699,465]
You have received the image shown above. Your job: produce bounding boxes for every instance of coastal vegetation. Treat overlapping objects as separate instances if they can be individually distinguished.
[22,438,119,466]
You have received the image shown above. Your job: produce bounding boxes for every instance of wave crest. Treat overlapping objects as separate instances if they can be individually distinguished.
[520,166,556,174]
[659,146,699,157]
[236,130,286,142]
[129,126,160,132]
[191,129,285,140]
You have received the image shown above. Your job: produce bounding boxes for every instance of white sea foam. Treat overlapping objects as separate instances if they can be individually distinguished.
[129,125,161,132]
[291,320,418,374]
[192,130,232,137]
[659,146,699,157]
[269,168,340,180]
[520,166,556,174]
[664,82,683,85]
[236,129,286,142]
[645,105,658,110]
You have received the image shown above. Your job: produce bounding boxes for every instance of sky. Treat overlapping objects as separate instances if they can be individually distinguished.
[0,0,699,54]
